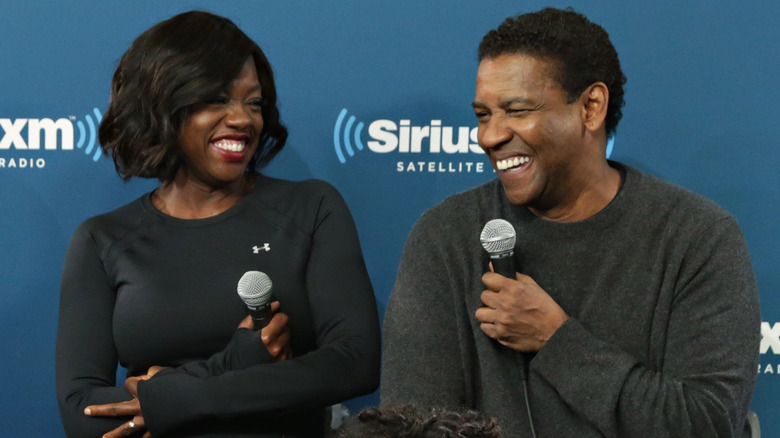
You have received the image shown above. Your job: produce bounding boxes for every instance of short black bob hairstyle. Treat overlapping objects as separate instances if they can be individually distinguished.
[98,10,288,182]
[479,7,626,139]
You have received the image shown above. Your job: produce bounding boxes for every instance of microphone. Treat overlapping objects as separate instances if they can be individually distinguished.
[480,219,529,368]
[237,271,274,329]
[480,219,536,436]
[480,218,517,278]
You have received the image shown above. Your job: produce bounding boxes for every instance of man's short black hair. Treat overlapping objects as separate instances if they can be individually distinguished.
[479,7,626,138]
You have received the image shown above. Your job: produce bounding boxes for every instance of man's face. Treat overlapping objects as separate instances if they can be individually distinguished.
[473,53,587,211]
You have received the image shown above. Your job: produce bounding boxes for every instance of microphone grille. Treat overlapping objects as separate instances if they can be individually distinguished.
[237,271,273,307]
[480,219,516,255]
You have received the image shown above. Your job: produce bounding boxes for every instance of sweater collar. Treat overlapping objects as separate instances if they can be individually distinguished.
[498,161,638,239]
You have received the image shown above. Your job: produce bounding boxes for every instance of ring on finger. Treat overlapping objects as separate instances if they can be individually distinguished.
[128,421,136,429]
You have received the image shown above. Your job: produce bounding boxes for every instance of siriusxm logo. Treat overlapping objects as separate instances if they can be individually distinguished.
[759,321,780,375]
[761,322,780,355]
[334,108,617,166]
[333,108,483,164]
[0,107,103,163]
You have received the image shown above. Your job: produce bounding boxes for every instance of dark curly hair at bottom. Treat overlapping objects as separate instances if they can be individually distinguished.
[478,7,626,138]
[337,405,500,438]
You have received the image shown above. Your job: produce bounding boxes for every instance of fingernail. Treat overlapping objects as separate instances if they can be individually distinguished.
[84,408,91,415]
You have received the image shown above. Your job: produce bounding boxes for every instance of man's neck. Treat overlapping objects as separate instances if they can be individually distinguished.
[527,161,622,223]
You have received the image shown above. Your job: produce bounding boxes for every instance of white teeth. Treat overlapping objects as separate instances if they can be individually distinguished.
[213,139,246,152]
[496,156,529,170]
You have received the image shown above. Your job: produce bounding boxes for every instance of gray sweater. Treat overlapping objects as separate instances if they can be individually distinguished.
[381,163,759,437]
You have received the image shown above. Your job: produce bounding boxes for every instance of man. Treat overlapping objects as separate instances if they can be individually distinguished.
[381,7,759,437]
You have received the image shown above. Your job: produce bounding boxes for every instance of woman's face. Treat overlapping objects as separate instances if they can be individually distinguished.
[177,57,264,188]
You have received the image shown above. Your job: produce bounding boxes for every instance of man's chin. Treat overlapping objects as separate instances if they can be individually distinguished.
[500,187,531,206]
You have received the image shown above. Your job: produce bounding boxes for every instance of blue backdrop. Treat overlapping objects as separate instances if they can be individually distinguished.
[1,1,778,436]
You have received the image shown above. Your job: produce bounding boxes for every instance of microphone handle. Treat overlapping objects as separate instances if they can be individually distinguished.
[491,252,516,278]
[490,251,529,380]
[247,303,273,329]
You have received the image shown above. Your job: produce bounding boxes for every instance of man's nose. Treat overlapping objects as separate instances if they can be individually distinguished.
[479,116,512,151]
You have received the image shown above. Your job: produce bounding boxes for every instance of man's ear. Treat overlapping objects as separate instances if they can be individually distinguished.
[580,82,609,133]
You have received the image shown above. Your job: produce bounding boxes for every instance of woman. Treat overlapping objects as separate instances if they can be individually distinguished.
[55,11,380,438]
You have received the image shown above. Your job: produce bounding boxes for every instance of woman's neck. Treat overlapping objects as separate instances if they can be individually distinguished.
[152,171,254,219]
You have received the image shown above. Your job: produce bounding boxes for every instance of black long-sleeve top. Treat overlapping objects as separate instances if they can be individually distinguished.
[56,175,381,437]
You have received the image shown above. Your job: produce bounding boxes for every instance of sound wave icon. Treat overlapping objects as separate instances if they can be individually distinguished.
[333,108,365,164]
[606,136,615,159]
[75,107,103,162]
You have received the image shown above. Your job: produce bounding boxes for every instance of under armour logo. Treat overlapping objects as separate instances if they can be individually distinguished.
[252,243,271,254]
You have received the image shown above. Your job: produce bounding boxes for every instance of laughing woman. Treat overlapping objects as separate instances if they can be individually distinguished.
[55,11,380,438]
